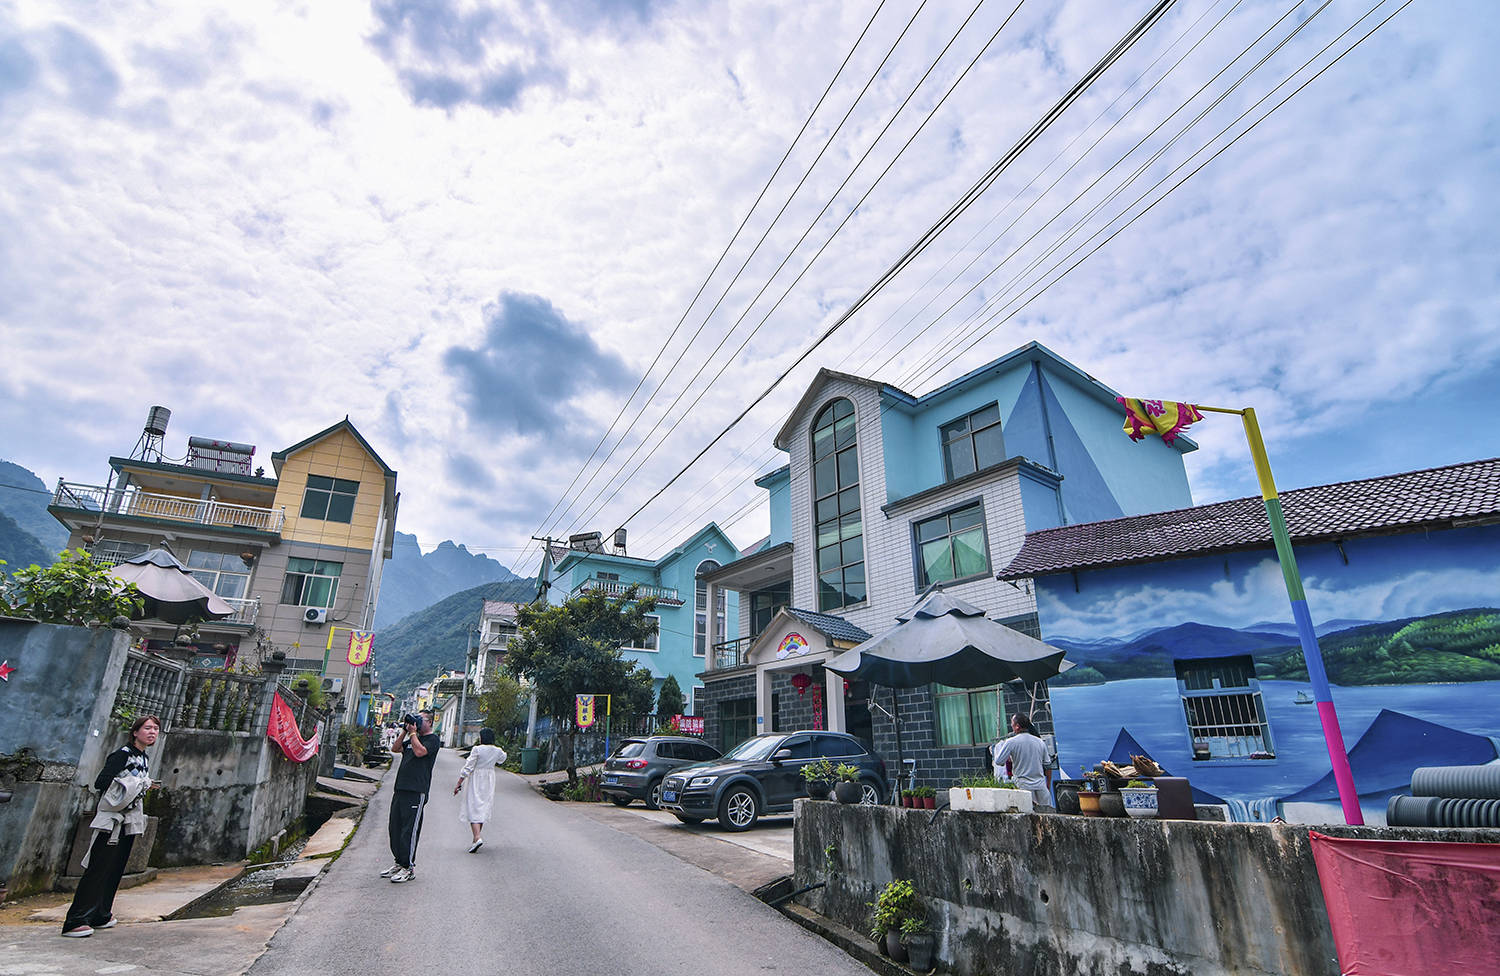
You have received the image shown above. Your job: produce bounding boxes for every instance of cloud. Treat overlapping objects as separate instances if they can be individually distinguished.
[443,291,631,440]
[48,25,119,114]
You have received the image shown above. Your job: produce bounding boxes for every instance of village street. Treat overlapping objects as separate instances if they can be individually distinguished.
[248,749,866,976]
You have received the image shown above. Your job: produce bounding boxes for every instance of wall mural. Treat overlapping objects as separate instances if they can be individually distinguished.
[1034,524,1500,822]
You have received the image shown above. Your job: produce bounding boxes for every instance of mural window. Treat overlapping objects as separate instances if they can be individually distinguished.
[695,560,723,657]
[914,501,989,588]
[940,403,1004,480]
[933,684,1004,747]
[186,550,252,600]
[280,557,342,607]
[751,581,791,636]
[630,613,660,652]
[1175,656,1276,760]
[812,398,865,611]
[299,474,359,523]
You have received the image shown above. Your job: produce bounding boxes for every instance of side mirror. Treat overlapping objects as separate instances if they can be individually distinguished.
[772,748,793,763]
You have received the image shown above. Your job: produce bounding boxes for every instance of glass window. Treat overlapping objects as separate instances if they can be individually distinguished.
[632,614,660,652]
[751,582,790,636]
[299,474,359,523]
[811,398,864,611]
[1175,657,1276,760]
[615,740,647,759]
[186,549,252,599]
[778,735,814,759]
[280,557,342,607]
[814,734,863,758]
[941,404,1005,481]
[914,502,990,587]
[933,684,1004,747]
[694,561,723,657]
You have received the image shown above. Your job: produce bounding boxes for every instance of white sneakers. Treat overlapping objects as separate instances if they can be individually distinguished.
[61,926,93,938]
[96,917,118,929]
[389,867,414,883]
[379,863,400,877]
[468,839,484,854]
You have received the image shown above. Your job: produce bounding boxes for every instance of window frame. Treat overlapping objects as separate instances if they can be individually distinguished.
[279,557,343,608]
[939,402,1005,482]
[628,613,661,653]
[299,474,359,524]
[694,561,723,657]
[911,499,991,590]
[811,397,865,612]
[1175,655,1276,762]
[932,683,1006,748]
[185,549,252,600]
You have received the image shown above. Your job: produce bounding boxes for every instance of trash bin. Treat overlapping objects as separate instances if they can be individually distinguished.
[520,747,540,775]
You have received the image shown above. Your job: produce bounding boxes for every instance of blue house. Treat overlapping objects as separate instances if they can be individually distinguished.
[698,341,1196,784]
[540,525,741,716]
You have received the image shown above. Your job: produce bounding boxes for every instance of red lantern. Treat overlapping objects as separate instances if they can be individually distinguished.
[790,672,812,697]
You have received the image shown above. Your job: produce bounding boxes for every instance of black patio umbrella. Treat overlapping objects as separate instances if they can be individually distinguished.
[108,548,235,625]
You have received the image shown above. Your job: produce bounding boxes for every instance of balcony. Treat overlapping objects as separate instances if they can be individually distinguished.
[712,636,755,670]
[220,596,260,627]
[572,577,684,606]
[52,482,284,536]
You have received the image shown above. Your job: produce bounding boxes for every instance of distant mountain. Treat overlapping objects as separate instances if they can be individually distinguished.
[373,531,520,629]
[0,460,68,564]
[1050,621,1298,685]
[374,578,538,698]
[1242,618,1376,638]
[0,508,51,570]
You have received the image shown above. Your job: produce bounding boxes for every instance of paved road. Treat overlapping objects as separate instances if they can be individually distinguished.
[249,749,870,976]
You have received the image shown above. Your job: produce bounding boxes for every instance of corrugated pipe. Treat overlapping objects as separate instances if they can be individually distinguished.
[1387,795,1500,828]
[1410,764,1500,800]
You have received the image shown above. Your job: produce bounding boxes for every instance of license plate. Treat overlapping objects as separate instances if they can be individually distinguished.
[662,790,678,803]
[603,776,619,785]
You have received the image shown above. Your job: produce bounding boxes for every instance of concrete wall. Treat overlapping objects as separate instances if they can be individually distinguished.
[0,620,132,897]
[793,802,1500,976]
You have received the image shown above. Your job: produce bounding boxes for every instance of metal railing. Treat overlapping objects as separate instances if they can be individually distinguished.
[572,577,684,606]
[53,481,284,534]
[712,636,755,670]
[221,596,260,626]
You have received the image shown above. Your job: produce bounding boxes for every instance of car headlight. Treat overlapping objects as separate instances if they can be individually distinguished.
[687,775,719,788]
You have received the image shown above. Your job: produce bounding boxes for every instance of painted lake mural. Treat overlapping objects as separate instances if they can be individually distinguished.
[1032,523,1500,822]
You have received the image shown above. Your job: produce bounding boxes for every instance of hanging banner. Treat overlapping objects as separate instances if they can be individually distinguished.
[347,630,373,667]
[267,690,322,763]
[576,693,596,728]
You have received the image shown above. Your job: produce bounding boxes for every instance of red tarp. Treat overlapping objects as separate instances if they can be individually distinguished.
[1309,830,1500,975]
[267,690,321,763]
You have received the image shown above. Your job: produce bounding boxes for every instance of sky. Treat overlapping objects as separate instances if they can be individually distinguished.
[2,0,1496,577]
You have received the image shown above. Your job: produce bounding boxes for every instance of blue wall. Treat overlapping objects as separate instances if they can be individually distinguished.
[760,467,792,546]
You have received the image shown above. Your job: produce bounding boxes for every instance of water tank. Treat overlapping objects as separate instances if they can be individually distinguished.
[613,528,628,553]
[144,406,171,436]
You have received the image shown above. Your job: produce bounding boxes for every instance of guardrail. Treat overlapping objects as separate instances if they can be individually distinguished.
[572,577,684,606]
[53,481,284,534]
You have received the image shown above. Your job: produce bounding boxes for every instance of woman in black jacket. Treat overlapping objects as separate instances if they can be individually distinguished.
[61,714,160,938]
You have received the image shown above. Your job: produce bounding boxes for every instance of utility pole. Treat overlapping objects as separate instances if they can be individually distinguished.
[456,627,473,748]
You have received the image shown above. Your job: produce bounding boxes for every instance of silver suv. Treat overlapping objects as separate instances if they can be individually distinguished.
[599,736,722,810]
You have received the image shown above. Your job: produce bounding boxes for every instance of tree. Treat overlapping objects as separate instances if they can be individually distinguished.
[476,673,528,735]
[0,548,142,625]
[656,674,685,720]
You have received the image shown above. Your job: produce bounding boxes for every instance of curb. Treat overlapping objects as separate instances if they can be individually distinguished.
[778,901,932,976]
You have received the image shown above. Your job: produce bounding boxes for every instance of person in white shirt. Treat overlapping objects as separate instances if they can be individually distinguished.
[991,712,1053,810]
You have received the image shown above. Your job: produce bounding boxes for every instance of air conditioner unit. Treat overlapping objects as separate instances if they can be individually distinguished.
[303,607,328,624]
[321,676,344,694]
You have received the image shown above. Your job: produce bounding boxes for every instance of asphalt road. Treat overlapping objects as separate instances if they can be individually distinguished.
[249,749,871,976]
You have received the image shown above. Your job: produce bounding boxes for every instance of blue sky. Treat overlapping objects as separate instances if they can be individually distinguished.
[1,0,1495,573]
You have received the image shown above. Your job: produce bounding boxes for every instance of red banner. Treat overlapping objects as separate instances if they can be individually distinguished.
[1309,830,1500,975]
[673,715,704,735]
[267,690,322,763]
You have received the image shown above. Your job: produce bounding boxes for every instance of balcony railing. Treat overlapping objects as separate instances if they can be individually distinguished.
[712,636,755,670]
[221,596,260,626]
[53,481,284,535]
[572,577,684,606]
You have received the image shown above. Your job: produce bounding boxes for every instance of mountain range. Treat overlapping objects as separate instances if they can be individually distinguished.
[373,577,539,697]
[373,531,520,629]
[0,460,69,568]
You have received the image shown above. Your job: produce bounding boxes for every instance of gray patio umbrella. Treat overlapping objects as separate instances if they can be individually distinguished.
[825,591,1074,689]
[109,548,235,625]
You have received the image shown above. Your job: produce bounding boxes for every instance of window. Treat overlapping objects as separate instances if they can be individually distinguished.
[1175,656,1275,760]
[631,614,660,652]
[186,550,252,600]
[299,475,358,523]
[280,557,342,607]
[812,398,865,611]
[750,582,791,636]
[934,684,1003,747]
[778,734,814,759]
[814,733,863,758]
[941,403,1005,480]
[597,571,620,581]
[914,502,989,587]
[719,697,757,752]
[694,561,723,657]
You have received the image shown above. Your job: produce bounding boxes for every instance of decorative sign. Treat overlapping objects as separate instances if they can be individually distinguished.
[347,630,374,667]
[775,632,810,659]
[576,693,597,728]
[673,715,705,735]
[266,691,321,763]
[0,659,14,682]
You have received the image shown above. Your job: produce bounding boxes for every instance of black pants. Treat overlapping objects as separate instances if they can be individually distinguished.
[63,832,135,932]
[388,790,428,869]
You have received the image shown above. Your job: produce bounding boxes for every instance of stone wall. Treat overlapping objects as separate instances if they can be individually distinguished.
[793,802,1500,976]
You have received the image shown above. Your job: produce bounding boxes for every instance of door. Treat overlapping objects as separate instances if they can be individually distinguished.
[765,733,815,806]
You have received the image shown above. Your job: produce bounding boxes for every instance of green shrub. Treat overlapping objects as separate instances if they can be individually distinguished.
[869,878,919,940]
[0,549,142,625]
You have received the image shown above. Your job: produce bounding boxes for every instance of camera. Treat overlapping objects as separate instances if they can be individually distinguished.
[402,713,420,728]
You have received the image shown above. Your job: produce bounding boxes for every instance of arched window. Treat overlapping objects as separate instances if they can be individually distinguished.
[694,559,723,657]
[811,398,864,610]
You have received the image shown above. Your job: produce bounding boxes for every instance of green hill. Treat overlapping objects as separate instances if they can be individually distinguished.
[1258,608,1500,685]
[374,578,537,697]
[0,509,52,570]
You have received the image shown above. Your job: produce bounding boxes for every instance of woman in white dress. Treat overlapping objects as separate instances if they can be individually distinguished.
[453,728,507,853]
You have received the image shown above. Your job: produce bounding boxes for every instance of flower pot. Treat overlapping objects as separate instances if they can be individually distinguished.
[835,781,862,804]
[905,932,935,972]
[1077,790,1102,816]
[1053,780,1081,815]
[900,795,913,808]
[885,930,909,964]
[1098,789,1126,818]
[806,781,832,801]
[1120,786,1159,819]
[921,795,935,809]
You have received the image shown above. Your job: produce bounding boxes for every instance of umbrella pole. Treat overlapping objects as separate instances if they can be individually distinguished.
[890,686,904,804]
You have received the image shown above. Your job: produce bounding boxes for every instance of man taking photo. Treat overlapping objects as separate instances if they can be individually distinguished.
[382,709,440,883]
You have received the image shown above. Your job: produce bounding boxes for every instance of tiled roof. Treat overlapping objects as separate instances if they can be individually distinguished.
[481,600,522,620]
[998,458,1500,579]
[785,607,872,643]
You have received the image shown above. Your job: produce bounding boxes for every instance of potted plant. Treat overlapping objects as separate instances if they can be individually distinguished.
[833,763,863,804]
[1077,766,1102,817]
[869,878,918,964]
[1120,778,1159,819]
[901,916,935,971]
[899,788,914,808]
[800,758,836,800]
[949,771,1032,813]
[915,785,936,809]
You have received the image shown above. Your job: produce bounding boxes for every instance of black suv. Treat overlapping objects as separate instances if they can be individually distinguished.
[599,736,722,810]
[658,730,888,831]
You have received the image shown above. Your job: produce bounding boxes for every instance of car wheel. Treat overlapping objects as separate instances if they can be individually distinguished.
[719,785,760,831]
[645,779,663,811]
[859,779,883,805]
[673,814,703,825]
[608,795,632,807]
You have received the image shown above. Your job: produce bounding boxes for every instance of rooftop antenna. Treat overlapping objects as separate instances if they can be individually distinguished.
[129,406,171,462]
